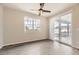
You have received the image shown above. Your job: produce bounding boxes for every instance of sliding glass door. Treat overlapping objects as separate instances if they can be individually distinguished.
[60,13,72,45]
[53,13,72,45]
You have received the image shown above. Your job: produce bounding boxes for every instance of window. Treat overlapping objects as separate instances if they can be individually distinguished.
[24,17,40,31]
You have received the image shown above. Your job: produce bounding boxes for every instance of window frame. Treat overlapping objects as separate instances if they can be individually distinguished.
[24,17,40,31]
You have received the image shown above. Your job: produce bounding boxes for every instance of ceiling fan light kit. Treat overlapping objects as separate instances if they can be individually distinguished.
[31,3,51,16]
[38,3,51,16]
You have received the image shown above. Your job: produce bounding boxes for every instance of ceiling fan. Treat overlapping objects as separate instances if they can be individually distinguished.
[31,3,51,16]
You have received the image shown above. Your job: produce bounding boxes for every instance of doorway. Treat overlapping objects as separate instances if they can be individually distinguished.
[53,13,72,45]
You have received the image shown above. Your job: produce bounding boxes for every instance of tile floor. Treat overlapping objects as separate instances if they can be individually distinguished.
[0,40,79,55]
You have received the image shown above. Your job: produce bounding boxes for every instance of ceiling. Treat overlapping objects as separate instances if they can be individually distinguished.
[2,3,77,17]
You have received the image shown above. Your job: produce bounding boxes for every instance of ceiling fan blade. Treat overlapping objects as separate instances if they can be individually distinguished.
[40,3,44,9]
[42,10,51,13]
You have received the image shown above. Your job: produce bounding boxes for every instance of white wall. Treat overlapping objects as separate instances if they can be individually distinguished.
[72,5,79,49]
[3,7,48,46]
[49,17,55,40]
[0,5,3,48]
